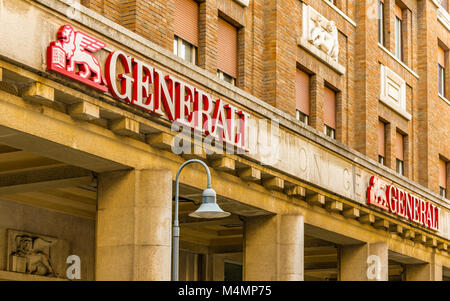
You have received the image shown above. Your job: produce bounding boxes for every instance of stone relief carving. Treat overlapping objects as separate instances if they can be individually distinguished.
[6,230,69,278]
[302,4,339,62]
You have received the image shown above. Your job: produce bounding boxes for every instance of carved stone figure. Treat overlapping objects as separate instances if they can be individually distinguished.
[9,235,56,277]
[308,14,339,61]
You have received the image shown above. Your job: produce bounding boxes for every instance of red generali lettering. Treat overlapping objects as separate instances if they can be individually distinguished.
[47,25,249,151]
[366,176,440,231]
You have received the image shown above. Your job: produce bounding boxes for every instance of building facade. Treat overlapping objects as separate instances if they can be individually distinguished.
[0,0,448,281]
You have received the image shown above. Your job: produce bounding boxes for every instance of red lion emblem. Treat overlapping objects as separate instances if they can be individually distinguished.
[47,25,107,92]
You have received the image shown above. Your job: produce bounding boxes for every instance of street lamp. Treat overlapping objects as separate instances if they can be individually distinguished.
[173,159,230,281]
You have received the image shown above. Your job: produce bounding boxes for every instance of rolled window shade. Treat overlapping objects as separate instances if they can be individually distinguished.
[324,87,336,129]
[395,132,404,161]
[218,18,238,79]
[378,121,385,157]
[174,0,199,47]
[438,46,445,67]
[296,69,310,115]
[442,0,449,11]
[395,5,403,20]
[439,159,447,188]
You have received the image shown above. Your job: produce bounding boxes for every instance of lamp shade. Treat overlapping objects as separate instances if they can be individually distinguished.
[188,188,231,219]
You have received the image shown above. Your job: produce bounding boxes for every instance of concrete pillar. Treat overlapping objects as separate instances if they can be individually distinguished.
[243,214,304,281]
[96,169,172,280]
[339,242,388,281]
[405,252,443,281]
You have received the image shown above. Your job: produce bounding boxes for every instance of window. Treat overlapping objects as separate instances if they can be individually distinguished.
[439,158,447,198]
[173,0,199,64]
[438,46,446,97]
[378,121,386,165]
[324,87,336,139]
[174,36,197,64]
[217,70,236,85]
[217,18,238,86]
[297,111,309,124]
[378,0,385,46]
[394,5,403,60]
[224,261,242,281]
[296,69,310,125]
[395,132,404,175]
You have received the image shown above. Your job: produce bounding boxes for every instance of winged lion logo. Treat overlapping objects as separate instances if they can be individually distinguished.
[47,24,107,92]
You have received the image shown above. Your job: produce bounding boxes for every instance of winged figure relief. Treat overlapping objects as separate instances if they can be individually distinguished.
[51,24,105,84]
[10,235,57,277]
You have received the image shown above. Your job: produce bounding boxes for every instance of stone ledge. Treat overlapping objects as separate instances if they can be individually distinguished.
[378,43,419,79]
[0,270,67,281]
[233,0,249,7]
[379,98,412,121]
[298,38,346,75]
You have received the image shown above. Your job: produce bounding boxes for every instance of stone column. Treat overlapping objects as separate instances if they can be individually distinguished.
[96,169,172,280]
[243,214,304,281]
[405,252,443,281]
[339,242,388,281]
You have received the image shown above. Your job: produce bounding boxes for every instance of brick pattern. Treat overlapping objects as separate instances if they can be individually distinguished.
[79,0,450,195]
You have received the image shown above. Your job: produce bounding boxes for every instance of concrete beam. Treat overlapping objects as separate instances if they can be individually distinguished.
[262,177,284,191]
[286,185,306,199]
[0,165,92,195]
[389,224,404,235]
[343,207,360,219]
[437,242,448,252]
[404,229,415,240]
[22,82,54,104]
[211,157,235,173]
[326,200,343,212]
[110,117,140,136]
[238,167,261,182]
[147,132,173,150]
[306,194,325,206]
[425,238,437,248]
[413,233,427,245]
[359,213,375,224]
[69,102,100,121]
[373,219,389,230]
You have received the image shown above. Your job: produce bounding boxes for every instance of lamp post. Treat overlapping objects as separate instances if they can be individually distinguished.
[173,159,230,281]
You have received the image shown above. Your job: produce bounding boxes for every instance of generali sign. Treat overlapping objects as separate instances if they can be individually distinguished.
[47,25,249,150]
[367,176,440,231]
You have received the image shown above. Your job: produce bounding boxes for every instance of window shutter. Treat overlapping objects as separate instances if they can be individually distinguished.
[174,0,199,47]
[324,87,336,129]
[395,132,404,161]
[218,18,238,79]
[296,69,310,116]
[378,121,385,157]
[395,5,403,20]
[438,46,445,67]
[439,159,447,188]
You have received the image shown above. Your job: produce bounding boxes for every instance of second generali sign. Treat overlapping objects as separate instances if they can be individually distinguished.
[367,176,440,231]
